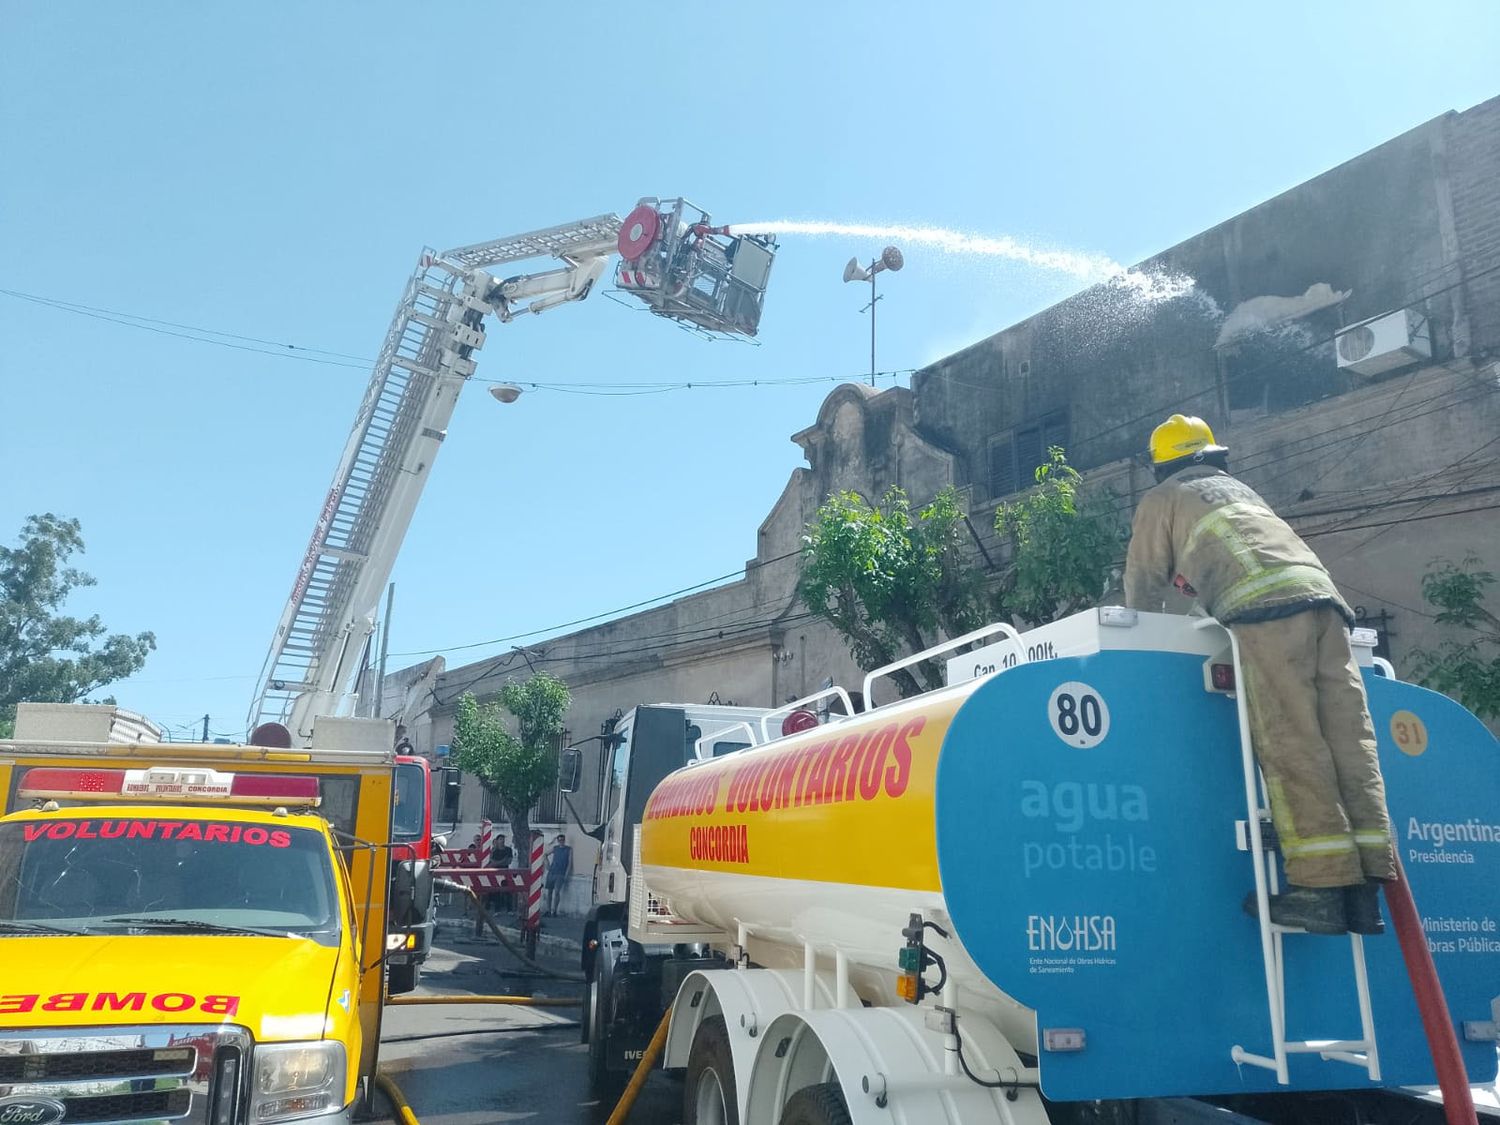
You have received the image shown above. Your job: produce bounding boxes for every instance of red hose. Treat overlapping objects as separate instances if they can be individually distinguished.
[1384,856,1478,1125]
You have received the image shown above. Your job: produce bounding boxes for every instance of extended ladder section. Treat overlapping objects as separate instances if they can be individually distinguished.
[248,255,489,738]
[436,215,622,273]
[1215,624,1381,1085]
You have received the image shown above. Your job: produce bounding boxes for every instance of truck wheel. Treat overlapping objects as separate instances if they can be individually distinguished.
[586,977,621,1097]
[387,962,417,995]
[684,1015,737,1125]
[779,1082,851,1125]
[580,974,591,1044]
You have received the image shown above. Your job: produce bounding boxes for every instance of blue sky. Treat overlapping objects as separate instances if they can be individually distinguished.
[3,2,1496,738]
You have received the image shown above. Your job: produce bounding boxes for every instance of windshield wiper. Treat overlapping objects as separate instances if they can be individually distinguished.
[0,920,91,936]
[96,916,295,938]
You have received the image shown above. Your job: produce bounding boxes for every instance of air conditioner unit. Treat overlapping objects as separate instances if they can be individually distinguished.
[1335,308,1431,377]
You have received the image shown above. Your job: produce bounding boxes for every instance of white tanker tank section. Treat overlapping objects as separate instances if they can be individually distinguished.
[634,608,1500,1125]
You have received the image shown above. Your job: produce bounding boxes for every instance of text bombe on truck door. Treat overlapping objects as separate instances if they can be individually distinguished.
[0,704,396,1125]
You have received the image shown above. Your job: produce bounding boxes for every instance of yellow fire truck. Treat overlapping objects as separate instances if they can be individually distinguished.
[0,703,396,1125]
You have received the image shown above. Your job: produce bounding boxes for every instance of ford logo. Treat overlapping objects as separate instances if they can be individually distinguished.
[0,1097,67,1125]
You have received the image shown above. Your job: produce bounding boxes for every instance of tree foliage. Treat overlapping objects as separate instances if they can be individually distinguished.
[1409,556,1500,721]
[1,514,155,733]
[450,672,571,868]
[994,447,1124,625]
[798,451,1122,700]
[799,486,989,697]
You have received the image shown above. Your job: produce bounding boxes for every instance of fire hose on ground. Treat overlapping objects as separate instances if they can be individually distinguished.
[435,876,585,981]
[374,1013,662,1125]
[604,1008,672,1125]
[371,883,594,1123]
[374,1072,420,1125]
[377,882,664,1123]
[384,993,579,1008]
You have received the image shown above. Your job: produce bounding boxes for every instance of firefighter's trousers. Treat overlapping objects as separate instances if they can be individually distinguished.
[1233,606,1398,888]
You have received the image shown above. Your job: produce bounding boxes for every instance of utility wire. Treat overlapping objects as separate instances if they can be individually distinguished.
[0,286,913,393]
[433,611,820,705]
[414,417,1499,676]
[0,290,373,361]
[390,549,806,658]
[0,289,372,369]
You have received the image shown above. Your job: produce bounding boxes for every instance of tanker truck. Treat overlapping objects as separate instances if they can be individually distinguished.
[581,607,1500,1124]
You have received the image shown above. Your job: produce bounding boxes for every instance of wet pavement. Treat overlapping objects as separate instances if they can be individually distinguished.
[376,939,680,1124]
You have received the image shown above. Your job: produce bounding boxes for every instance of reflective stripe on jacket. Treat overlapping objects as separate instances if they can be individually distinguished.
[1123,466,1352,625]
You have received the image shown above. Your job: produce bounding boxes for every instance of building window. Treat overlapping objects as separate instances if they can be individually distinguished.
[529,729,571,826]
[988,410,1069,499]
[476,729,571,827]
[481,788,503,823]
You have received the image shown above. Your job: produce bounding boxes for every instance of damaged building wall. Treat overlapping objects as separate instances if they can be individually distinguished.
[914,95,1499,508]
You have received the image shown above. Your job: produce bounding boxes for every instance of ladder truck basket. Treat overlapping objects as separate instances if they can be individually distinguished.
[614,198,777,338]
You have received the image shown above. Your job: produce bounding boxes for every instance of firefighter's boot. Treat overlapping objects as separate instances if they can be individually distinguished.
[1343,881,1386,936]
[1244,887,1348,934]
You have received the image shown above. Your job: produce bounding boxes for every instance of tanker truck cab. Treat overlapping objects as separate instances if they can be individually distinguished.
[0,706,395,1125]
[578,703,768,1090]
[599,611,1500,1124]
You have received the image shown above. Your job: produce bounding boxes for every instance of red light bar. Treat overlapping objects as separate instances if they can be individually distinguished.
[17,767,319,807]
[18,768,126,798]
[230,774,320,803]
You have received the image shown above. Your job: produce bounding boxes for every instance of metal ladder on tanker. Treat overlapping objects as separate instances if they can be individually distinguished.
[1206,619,1382,1086]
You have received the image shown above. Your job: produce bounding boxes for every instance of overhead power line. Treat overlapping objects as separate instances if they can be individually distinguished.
[387,548,805,659]
[0,287,914,394]
[403,397,1499,673]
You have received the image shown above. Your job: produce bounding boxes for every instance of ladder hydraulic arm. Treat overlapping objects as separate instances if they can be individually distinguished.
[248,201,777,743]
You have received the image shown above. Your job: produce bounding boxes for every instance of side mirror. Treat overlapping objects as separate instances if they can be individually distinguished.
[559,747,583,794]
[431,834,448,854]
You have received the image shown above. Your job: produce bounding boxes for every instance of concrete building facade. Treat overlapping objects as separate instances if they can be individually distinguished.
[393,95,1500,914]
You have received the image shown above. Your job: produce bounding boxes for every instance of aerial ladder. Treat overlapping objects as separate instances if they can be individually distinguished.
[247,199,778,744]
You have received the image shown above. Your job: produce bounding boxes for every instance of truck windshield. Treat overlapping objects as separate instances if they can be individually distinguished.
[0,818,341,943]
[392,762,426,841]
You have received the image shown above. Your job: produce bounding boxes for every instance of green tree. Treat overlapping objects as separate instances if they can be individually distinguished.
[1409,556,1500,721]
[1,514,155,735]
[450,672,571,881]
[798,452,1122,701]
[799,486,993,698]
[995,447,1124,625]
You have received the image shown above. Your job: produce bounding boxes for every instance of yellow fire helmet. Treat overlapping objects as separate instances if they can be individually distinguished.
[1147,414,1229,466]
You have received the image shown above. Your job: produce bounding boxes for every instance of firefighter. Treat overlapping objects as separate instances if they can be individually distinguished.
[1123,414,1396,935]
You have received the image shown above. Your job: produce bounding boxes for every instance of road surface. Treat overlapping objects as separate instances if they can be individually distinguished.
[377,940,681,1124]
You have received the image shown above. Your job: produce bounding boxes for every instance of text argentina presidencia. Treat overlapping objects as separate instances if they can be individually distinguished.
[1405,816,1500,865]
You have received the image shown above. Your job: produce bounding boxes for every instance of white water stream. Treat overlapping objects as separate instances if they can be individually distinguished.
[727,219,1199,302]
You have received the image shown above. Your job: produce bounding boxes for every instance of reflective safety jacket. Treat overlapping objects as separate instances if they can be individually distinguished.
[1123,466,1353,625]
